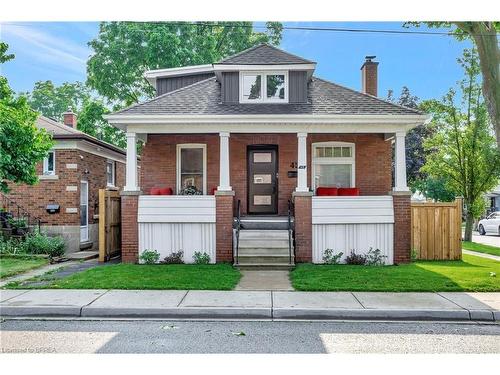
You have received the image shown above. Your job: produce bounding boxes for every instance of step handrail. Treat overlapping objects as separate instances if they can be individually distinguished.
[287,199,293,265]
[235,199,241,265]
[0,192,42,233]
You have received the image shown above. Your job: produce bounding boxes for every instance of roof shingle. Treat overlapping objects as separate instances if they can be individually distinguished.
[217,43,315,65]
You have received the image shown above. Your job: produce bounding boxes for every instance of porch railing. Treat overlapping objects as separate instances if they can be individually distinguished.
[234,199,241,265]
[0,192,42,233]
[287,199,294,265]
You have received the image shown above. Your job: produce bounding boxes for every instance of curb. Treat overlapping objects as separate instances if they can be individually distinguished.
[2,307,498,321]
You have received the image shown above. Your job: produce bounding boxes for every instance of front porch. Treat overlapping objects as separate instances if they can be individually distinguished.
[120,128,412,265]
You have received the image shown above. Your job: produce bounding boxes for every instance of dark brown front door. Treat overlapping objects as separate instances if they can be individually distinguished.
[247,146,278,215]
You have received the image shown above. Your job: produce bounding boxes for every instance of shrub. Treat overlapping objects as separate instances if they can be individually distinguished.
[139,249,160,264]
[193,251,211,264]
[23,232,65,257]
[163,251,184,264]
[322,249,343,264]
[345,250,367,265]
[0,236,27,255]
[365,247,387,266]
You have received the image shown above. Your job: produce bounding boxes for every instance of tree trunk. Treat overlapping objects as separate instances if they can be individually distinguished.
[455,22,500,148]
[464,211,474,242]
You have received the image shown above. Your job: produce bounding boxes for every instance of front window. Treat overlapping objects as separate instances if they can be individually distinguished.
[106,160,115,187]
[312,142,355,190]
[43,151,55,175]
[177,144,207,194]
[240,71,288,103]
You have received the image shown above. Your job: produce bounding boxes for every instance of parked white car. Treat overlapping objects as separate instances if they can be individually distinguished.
[478,211,500,235]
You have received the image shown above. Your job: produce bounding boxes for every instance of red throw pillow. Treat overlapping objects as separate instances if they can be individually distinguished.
[159,187,173,195]
[338,188,360,196]
[316,187,338,196]
[210,187,217,195]
[150,187,161,195]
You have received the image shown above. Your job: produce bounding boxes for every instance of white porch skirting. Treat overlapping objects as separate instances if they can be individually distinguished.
[311,196,394,264]
[138,196,216,263]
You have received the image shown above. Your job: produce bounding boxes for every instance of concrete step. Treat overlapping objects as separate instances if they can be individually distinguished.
[236,264,295,271]
[238,247,291,256]
[238,239,290,249]
[237,254,294,264]
[236,217,293,230]
[238,229,290,240]
[66,251,98,261]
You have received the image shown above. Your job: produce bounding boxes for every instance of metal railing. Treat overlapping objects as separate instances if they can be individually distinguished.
[234,199,241,265]
[0,192,42,234]
[287,199,294,265]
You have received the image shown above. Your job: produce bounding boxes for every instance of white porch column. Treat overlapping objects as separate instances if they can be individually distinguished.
[124,132,139,191]
[217,132,232,191]
[394,131,409,191]
[296,132,309,192]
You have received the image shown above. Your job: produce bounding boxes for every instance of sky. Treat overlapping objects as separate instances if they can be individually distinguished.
[0,21,472,101]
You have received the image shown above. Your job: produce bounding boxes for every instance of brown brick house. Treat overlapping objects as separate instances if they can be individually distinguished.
[106,44,428,266]
[5,115,126,253]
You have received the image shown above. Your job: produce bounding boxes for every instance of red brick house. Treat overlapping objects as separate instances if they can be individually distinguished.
[5,114,126,253]
[106,44,428,266]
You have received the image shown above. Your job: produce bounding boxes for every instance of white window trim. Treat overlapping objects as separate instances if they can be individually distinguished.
[176,144,207,195]
[311,141,356,191]
[43,150,56,175]
[239,71,289,104]
[106,160,116,187]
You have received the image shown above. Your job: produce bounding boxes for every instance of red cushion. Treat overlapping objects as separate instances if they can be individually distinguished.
[338,188,360,196]
[210,187,217,195]
[159,187,173,195]
[316,187,338,196]
[150,187,161,195]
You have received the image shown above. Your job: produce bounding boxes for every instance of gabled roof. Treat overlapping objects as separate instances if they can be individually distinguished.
[216,43,315,65]
[113,76,423,116]
[37,116,126,155]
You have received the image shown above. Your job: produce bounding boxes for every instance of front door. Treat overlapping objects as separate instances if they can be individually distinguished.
[247,146,278,215]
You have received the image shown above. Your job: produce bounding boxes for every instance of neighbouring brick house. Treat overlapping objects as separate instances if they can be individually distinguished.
[106,44,428,267]
[5,114,126,253]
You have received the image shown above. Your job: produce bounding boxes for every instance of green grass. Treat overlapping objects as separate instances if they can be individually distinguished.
[13,263,241,290]
[0,256,49,279]
[462,241,500,257]
[291,254,500,292]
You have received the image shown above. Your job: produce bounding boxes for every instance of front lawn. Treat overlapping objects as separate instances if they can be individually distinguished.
[15,263,241,290]
[291,254,500,292]
[462,241,500,257]
[0,256,49,279]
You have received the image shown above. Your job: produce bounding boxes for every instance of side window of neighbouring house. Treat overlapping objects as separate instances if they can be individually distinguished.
[43,151,55,175]
[177,144,207,195]
[106,160,115,187]
[312,142,355,190]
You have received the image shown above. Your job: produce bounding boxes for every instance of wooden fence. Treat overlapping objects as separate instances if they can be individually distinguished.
[98,189,121,262]
[411,198,463,260]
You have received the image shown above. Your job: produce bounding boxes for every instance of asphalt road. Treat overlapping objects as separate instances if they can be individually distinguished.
[1,319,499,353]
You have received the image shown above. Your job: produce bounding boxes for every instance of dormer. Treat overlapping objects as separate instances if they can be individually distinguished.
[213,43,316,104]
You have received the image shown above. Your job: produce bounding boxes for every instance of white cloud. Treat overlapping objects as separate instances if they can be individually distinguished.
[1,23,90,75]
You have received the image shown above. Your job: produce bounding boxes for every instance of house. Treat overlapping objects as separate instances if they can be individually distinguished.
[3,114,126,253]
[485,184,500,215]
[106,43,428,266]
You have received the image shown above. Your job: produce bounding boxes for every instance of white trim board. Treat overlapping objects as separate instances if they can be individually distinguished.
[52,140,126,163]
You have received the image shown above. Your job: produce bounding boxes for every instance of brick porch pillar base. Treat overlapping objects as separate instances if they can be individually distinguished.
[392,191,411,264]
[215,191,234,263]
[121,191,141,263]
[293,192,313,263]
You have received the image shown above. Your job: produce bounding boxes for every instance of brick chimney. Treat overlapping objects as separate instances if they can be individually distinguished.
[361,55,379,96]
[62,110,77,128]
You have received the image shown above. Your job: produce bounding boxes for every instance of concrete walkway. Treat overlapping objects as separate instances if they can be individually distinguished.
[1,289,499,322]
[463,249,500,261]
[0,261,81,288]
[236,270,293,291]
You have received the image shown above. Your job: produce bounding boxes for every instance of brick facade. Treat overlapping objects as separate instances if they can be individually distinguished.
[293,194,312,262]
[392,193,412,264]
[121,193,139,263]
[215,193,234,262]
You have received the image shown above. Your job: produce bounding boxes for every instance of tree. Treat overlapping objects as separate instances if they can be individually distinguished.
[422,49,500,241]
[87,22,283,106]
[0,42,14,64]
[0,44,53,193]
[408,22,500,148]
[24,80,90,122]
[387,86,435,184]
[77,100,126,148]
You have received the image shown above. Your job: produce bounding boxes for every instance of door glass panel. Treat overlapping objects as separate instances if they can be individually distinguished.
[253,153,272,163]
[254,195,272,205]
[253,174,272,184]
[315,164,351,188]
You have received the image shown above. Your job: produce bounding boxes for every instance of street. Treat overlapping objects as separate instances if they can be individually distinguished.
[1,319,499,353]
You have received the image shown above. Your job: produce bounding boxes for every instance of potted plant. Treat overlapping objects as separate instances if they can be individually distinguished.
[179,185,202,195]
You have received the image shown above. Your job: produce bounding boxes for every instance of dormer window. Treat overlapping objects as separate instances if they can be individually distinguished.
[240,71,288,103]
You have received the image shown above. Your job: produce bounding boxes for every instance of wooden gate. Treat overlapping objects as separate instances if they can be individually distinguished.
[98,189,121,262]
[411,198,463,260]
